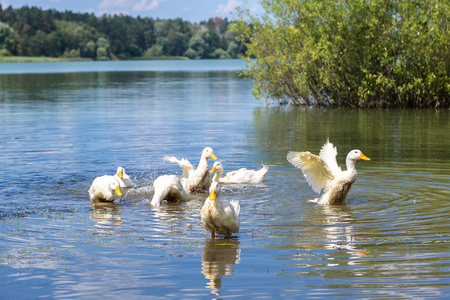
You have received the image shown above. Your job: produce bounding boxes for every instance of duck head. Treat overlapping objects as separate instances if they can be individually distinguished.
[110,181,122,196]
[209,181,221,200]
[203,147,217,160]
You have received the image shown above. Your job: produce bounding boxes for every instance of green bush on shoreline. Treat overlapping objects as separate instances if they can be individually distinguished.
[231,0,450,108]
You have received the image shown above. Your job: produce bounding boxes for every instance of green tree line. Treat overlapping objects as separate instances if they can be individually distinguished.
[231,0,450,108]
[0,5,245,60]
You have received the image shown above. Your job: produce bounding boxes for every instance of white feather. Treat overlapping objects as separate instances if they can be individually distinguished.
[287,151,334,194]
[201,182,240,238]
[287,141,370,205]
[151,174,186,206]
[114,167,134,188]
[211,161,268,184]
[88,175,122,202]
[165,147,217,193]
[319,139,342,175]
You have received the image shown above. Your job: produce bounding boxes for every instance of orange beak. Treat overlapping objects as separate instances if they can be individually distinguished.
[118,171,123,178]
[359,153,371,161]
[210,166,217,173]
[210,153,217,160]
[115,187,122,196]
[209,189,216,200]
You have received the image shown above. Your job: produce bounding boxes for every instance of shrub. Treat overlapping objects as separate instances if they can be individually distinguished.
[231,0,450,108]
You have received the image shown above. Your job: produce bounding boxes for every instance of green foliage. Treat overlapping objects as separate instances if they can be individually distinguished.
[183,47,197,59]
[0,22,14,50]
[164,28,189,56]
[186,32,206,59]
[96,37,110,60]
[213,48,231,59]
[144,44,164,58]
[0,5,245,60]
[126,44,143,57]
[96,47,108,61]
[65,48,80,58]
[0,48,11,56]
[232,0,450,108]
[226,41,239,57]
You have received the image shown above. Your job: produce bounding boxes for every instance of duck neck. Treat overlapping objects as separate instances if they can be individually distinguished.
[345,158,358,178]
[185,156,209,191]
[213,168,223,182]
[197,156,209,171]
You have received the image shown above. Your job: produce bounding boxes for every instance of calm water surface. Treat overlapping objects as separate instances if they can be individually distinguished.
[1,60,449,299]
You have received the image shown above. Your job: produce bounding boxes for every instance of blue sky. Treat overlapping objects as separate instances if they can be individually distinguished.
[1,0,262,23]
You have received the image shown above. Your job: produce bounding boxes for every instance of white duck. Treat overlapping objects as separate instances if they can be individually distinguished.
[114,167,134,188]
[201,181,240,239]
[286,140,370,205]
[165,147,217,193]
[151,174,187,206]
[210,161,269,184]
[89,175,123,202]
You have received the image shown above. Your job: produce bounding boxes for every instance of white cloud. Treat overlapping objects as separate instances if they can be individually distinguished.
[97,0,132,10]
[132,0,168,12]
[216,0,242,15]
[181,6,192,13]
[97,0,166,13]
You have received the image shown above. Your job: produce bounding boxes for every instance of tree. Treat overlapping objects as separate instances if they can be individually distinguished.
[0,6,238,61]
[96,47,108,60]
[226,41,238,58]
[84,40,96,58]
[201,31,220,58]
[213,48,230,59]
[232,0,450,108]
[164,28,188,56]
[0,22,14,51]
[185,32,206,59]
[96,37,110,60]
[110,38,125,57]
[125,44,143,57]
[183,47,197,59]
[144,44,163,57]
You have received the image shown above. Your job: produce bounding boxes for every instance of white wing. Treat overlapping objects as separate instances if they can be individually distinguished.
[287,151,335,194]
[319,140,342,175]
[230,200,240,216]
[164,156,194,178]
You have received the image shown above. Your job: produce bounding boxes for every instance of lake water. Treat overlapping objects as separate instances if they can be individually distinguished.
[1,59,449,299]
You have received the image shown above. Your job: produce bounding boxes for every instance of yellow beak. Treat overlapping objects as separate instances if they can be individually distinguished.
[118,171,123,178]
[210,166,217,173]
[209,189,216,200]
[210,153,217,160]
[115,187,122,196]
[360,153,371,161]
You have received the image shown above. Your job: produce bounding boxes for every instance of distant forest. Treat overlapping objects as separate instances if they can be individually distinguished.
[0,5,246,60]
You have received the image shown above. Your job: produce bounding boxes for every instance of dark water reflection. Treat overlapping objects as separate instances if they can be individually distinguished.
[0,60,449,298]
[202,238,240,295]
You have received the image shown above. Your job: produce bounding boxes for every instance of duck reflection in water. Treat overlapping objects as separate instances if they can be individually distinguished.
[201,238,241,295]
[301,204,370,268]
[90,201,123,233]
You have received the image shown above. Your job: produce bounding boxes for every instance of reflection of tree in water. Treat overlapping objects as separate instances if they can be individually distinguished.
[201,238,240,295]
[90,201,122,233]
[251,106,446,165]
